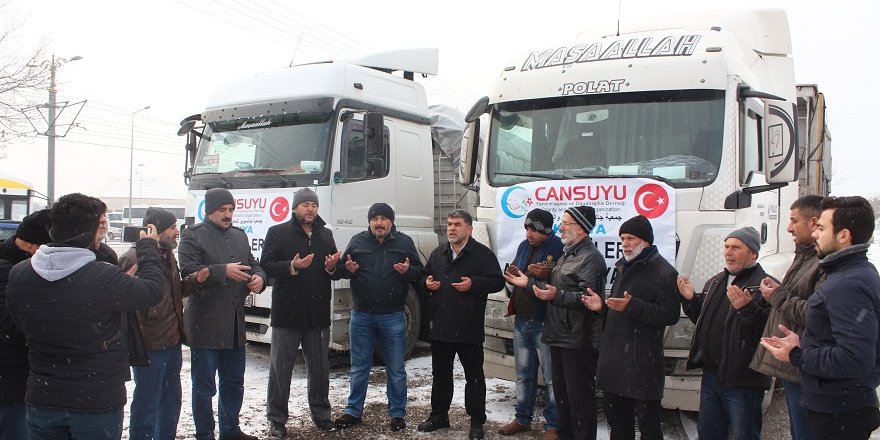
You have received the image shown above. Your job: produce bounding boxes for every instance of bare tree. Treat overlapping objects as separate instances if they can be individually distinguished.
[0,2,50,145]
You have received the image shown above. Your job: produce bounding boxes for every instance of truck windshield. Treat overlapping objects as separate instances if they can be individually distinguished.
[192,112,334,178]
[487,90,724,188]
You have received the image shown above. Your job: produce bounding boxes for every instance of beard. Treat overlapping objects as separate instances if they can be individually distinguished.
[624,242,649,261]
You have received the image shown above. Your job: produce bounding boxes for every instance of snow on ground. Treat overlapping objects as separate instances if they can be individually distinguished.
[120,343,551,440]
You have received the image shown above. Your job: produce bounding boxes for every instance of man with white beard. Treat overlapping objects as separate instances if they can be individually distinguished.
[582,215,680,439]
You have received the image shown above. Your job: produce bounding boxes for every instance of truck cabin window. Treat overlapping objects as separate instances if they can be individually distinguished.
[192,112,333,178]
[487,90,725,188]
[341,119,390,180]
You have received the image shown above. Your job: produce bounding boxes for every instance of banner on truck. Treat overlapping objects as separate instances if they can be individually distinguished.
[496,178,676,288]
[194,190,293,259]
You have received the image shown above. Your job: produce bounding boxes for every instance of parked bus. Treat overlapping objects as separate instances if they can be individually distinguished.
[0,174,45,220]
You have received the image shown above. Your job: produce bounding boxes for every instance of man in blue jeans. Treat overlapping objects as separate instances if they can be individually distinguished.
[334,203,422,432]
[179,188,266,440]
[498,209,562,440]
[678,227,772,440]
[120,208,207,440]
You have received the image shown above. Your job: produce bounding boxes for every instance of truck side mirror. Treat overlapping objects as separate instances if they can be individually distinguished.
[364,112,384,157]
[762,99,799,183]
[459,119,480,185]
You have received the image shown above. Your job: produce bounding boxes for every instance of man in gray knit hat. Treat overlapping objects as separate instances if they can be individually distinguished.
[677,226,772,439]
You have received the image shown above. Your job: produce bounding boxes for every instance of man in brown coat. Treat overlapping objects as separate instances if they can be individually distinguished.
[120,207,207,440]
[750,195,824,440]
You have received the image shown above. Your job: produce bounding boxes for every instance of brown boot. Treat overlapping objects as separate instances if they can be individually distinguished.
[498,420,530,435]
[542,428,559,440]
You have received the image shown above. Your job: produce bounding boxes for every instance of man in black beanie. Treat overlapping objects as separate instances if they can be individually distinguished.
[261,188,341,436]
[583,215,679,439]
[179,188,265,440]
[504,204,606,440]
[120,207,207,440]
[497,208,563,438]
[333,202,422,431]
[0,209,52,438]
[5,193,164,440]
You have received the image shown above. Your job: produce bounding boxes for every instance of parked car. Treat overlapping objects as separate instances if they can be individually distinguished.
[0,220,20,241]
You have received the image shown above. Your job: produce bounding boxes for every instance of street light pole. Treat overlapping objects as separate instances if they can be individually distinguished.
[128,106,150,223]
[41,54,82,206]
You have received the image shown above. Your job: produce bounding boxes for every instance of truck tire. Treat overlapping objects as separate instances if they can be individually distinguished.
[374,286,421,364]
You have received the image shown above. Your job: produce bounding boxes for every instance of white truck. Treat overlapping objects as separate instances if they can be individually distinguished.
[458,8,831,410]
[177,49,469,358]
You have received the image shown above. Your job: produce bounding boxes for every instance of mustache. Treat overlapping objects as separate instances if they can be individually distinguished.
[221,217,232,222]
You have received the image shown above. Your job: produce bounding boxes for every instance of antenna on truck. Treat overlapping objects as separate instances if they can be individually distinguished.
[616,0,622,36]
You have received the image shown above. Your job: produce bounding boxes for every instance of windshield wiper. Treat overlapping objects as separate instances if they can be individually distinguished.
[192,172,231,188]
[235,168,297,186]
[494,171,566,180]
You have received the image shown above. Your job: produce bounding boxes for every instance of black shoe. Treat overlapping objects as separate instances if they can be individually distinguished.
[268,421,287,438]
[334,413,362,429]
[389,417,406,432]
[315,419,337,432]
[219,431,259,440]
[468,424,485,440]
[417,415,450,432]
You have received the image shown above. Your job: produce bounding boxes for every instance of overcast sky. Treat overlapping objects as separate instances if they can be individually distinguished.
[1,0,877,201]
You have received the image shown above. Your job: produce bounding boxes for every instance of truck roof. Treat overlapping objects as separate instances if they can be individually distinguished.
[577,8,791,56]
[203,49,436,121]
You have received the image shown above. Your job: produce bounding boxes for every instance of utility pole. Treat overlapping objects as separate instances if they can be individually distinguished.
[30,54,83,206]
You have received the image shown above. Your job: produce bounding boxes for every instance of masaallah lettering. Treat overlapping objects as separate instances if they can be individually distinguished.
[562,79,625,95]
[522,34,701,71]
[239,119,272,129]
[535,185,627,202]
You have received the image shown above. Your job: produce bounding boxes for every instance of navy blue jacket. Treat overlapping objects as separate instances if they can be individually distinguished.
[509,234,564,322]
[337,226,422,313]
[791,243,880,413]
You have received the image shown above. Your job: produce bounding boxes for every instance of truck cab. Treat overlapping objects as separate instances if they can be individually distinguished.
[460,8,829,410]
[179,49,462,357]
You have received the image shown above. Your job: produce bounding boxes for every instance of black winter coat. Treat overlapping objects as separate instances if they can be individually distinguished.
[682,264,772,390]
[596,245,680,400]
[537,237,606,350]
[260,215,339,329]
[0,237,30,403]
[423,238,505,343]
[6,239,164,412]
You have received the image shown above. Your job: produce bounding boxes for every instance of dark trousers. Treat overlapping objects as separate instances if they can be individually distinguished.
[266,326,331,424]
[129,344,183,440]
[602,392,662,440]
[550,345,597,440]
[0,403,28,440]
[190,346,246,440]
[429,340,486,425]
[27,406,123,440]
[808,406,880,440]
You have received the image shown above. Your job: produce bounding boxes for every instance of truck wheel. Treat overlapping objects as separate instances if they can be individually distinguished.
[374,286,421,364]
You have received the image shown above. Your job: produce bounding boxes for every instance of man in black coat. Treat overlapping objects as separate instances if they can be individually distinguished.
[583,215,679,440]
[677,226,771,440]
[417,209,505,440]
[0,209,51,440]
[260,188,341,437]
[6,193,165,440]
